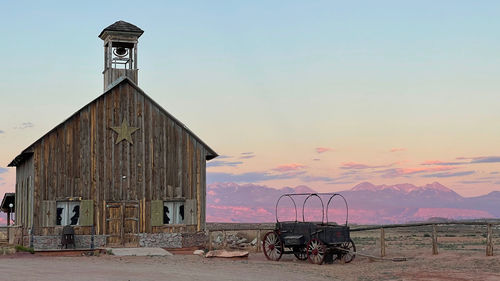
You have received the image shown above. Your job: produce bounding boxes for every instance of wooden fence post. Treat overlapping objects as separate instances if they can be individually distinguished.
[380,227,386,257]
[256,229,261,252]
[486,224,493,256]
[222,230,227,249]
[208,231,213,251]
[432,224,438,255]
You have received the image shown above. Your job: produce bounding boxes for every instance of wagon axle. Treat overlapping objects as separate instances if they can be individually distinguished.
[263,192,356,265]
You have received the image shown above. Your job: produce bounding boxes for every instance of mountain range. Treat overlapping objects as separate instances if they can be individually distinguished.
[206,182,500,224]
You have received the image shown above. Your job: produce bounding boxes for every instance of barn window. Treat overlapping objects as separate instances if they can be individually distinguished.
[163,201,185,225]
[56,201,80,226]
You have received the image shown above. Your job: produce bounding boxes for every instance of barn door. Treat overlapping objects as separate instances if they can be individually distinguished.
[105,203,123,247]
[105,201,139,247]
[123,202,139,247]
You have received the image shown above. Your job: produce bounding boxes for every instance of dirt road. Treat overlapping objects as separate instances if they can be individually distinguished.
[0,249,499,281]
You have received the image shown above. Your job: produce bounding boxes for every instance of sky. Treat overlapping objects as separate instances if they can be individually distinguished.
[0,1,499,199]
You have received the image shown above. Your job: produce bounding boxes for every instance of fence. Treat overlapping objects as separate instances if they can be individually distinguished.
[206,221,498,256]
[351,220,498,257]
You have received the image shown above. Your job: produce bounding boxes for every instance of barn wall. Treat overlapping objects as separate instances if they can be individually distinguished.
[15,156,34,228]
[30,81,209,236]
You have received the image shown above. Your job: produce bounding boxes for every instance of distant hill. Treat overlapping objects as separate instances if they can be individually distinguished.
[207,182,499,224]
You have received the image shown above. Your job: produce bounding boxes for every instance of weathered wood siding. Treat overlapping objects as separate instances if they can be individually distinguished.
[15,156,34,228]
[28,80,209,235]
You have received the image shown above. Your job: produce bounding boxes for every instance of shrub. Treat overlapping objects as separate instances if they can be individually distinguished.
[15,245,34,254]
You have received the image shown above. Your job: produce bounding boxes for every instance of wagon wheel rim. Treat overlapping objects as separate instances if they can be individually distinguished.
[340,239,356,263]
[263,231,283,261]
[307,238,326,265]
[293,246,308,261]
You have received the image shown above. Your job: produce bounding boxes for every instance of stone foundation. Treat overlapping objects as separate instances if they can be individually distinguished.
[138,233,182,248]
[20,232,206,250]
[181,232,208,248]
[32,235,106,250]
[138,232,207,248]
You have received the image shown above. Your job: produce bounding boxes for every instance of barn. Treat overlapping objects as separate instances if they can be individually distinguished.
[7,21,218,249]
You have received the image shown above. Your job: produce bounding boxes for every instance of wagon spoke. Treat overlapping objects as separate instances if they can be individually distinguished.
[340,239,356,263]
[306,238,325,265]
[263,231,283,261]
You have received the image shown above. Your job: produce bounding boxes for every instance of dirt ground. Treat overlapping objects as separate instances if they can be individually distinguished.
[0,249,499,281]
[1,225,499,281]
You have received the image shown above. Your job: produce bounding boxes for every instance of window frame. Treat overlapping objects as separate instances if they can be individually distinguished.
[56,201,80,226]
[163,199,185,225]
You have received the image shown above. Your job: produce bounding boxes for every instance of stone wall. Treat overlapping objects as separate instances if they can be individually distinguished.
[33,235,106,250]
[138,232,207,248]
[16,231,206,249]
[182,232,208,248]
[0,227,7,240]
[138,233,182,248]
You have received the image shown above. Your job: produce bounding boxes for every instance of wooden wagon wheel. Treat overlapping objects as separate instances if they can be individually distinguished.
[263,231,284,261]
[293,246,308,260]
[340,238,356,263]
[307,238,326,265]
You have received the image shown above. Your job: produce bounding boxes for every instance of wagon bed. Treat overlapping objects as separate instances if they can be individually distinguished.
[263,193,355,264]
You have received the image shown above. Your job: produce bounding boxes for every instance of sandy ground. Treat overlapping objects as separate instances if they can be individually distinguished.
[0,249,499,281]
[1,225,498,281]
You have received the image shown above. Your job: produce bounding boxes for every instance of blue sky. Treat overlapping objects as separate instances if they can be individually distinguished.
[1,1,500,197]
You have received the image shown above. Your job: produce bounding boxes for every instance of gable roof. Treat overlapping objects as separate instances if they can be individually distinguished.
[8,77,217,167]
[98,20,144,39]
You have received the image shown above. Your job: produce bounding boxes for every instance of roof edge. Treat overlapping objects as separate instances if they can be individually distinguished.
[9,76,217,167]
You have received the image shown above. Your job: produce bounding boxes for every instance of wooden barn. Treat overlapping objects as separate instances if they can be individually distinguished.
[7,21,217,249]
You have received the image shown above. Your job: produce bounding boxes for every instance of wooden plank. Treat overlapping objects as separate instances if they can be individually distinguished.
[151,108,158,201]
[185,199,197,225]
[80,200,94,226]
[112,87,120,201]
[380,228,385,257]
[144,99,151,203]
[151,200,163,227]
[129,87,137,201]
[90,101,97,202]
[432,224,438,255]
[486,224,493,256]
[40,201,56,227]
[138,92,145,202]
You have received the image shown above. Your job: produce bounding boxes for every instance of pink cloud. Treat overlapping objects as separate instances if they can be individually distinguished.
[207,190,216,196]
[315,147,333,154]
[390,148,406,152]
[341,162,374,169]
[273,163,306,172]
[377,166,456,178]
[340,162,397,170]
[420,160,465,166]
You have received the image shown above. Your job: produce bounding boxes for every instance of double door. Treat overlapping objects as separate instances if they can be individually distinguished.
[106,201,139,247]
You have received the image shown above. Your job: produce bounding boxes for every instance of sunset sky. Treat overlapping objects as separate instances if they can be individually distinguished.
[1,1,499,199]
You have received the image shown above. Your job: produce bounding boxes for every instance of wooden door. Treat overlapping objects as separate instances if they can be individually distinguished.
[106,203,123,247]
[123,202,139,247]
[105,201,140,247]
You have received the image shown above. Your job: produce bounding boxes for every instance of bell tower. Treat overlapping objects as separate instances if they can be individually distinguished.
[99,21,144,90]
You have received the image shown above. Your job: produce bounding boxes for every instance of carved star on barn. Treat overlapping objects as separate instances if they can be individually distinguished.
[111,119,140,144]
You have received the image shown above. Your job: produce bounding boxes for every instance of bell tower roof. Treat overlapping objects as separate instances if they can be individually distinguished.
[98,20,144,39]
[99,20,143,90]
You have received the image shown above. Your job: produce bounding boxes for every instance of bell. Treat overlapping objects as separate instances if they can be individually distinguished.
[114,47,128,57]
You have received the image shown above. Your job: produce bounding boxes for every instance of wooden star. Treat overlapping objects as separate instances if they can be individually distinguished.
[111,119,140,144]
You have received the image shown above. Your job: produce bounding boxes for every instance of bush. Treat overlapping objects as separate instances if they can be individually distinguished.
[15,245,34,254]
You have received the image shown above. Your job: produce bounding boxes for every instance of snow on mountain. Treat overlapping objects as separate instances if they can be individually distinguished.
[206,182,498,224]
